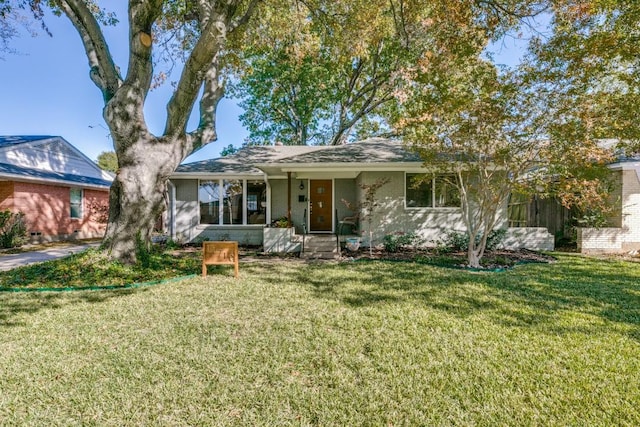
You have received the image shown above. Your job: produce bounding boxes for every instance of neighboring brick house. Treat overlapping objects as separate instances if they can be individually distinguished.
[0,136,113,241]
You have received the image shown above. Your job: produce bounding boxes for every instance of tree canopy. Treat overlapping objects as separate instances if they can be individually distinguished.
[230,0,549,146]
[96,150,118,173]
[2,0,635,265]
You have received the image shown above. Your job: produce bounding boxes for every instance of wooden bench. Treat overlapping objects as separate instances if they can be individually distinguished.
[202,241,239,278]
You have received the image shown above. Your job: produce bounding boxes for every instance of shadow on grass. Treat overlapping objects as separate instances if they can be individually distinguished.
[0,288,140,327]
[242,255,640,340]
[0,247,199,327]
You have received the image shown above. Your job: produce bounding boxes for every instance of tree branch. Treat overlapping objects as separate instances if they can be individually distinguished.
[57,0,121,101]
[167,1,259,147]
[165,16,223,139]
[125,1,163,95]
[189,58,225,150]
[230,0,262,32]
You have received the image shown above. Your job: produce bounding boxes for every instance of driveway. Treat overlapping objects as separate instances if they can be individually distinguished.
[0,243,100,271]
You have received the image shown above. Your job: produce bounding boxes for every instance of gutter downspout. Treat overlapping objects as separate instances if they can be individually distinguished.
[167,180,176,241]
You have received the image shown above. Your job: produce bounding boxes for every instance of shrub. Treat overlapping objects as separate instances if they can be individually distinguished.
[270,217,292,228]
[437,229,507,253]
[0,210,28,249]
[383,232,422,253]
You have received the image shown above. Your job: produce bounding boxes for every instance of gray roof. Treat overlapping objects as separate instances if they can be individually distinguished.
[176,139,421,175]
[176,145,324,174]
[0,162,112,188]
[262,138,421,165]
[0,135,57,148]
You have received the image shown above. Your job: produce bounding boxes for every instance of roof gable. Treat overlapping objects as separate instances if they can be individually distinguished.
[0,135,113,188]
[0,135,57,148]
[0,162,112,188]
[0,135,111,181]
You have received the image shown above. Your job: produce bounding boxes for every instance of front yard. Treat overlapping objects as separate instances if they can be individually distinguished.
[1,252,639,425]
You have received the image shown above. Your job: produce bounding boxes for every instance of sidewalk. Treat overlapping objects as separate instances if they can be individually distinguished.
[0,243,100,272]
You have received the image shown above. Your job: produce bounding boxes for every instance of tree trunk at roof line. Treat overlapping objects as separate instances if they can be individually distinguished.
[103,138,180,264]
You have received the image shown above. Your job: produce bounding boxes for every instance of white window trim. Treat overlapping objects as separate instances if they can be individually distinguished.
[404,172,460,210]
[198,178,267,226]
[70,188,83,219]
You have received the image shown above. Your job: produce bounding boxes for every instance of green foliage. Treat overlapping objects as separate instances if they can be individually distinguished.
[96,151,118,172]
[229,49,333,145]
[164,238,182,250]
[135,232,151,268]
[219,144,239,157]
[270,217,292,228]
[528,1,640,152]
[0,246,200,289]
[0,210,27,249]
[436,229,507,253]
[574,209,610,228]
[382,231,422,253]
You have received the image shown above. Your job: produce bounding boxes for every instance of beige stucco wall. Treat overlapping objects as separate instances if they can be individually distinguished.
[172,172,554,251]
[270,178,308,233]
[173,179,199,242]
[356,171,467,245]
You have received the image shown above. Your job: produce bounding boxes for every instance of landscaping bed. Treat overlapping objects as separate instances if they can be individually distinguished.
[343,247,556,270]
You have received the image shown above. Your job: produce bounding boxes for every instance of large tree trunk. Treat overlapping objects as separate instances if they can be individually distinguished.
[103,135,183,263]
[57,0,259,263]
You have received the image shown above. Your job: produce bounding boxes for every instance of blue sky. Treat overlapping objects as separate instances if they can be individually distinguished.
[0,5,533,165]
[0,5,246,164]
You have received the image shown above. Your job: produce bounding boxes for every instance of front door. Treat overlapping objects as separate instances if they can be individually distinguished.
[309,180,333,232]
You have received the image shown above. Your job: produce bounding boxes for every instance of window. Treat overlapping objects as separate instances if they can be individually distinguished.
[405,174,460,208]
[508,193,529,227]
[70,188,83,218]
[223,179,243,225]
[199,179,266,225]
[199,181,221,225]
[247,180,267,224]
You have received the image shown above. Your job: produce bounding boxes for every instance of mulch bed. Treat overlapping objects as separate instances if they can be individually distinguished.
[171,243,556,270]
[342,247,556,270]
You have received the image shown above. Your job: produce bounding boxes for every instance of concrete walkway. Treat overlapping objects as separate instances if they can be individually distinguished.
[0,243,100,271]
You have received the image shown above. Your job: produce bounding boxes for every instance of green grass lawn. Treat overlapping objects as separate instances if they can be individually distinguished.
[1,253,640,425]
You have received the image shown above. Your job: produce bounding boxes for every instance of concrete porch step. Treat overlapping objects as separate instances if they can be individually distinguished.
[301,235,340,259]
[300,251,340,260]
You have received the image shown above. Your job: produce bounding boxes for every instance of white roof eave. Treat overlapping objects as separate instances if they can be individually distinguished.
[170,171,266,180]
[0,173,111,191]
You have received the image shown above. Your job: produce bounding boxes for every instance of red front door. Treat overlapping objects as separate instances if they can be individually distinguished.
[309,180,333,232]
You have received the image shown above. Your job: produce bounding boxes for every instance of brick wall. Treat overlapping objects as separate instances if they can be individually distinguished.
[577,228,623,253]
[10,181,109,241]
[578,169,640,253]
[0,181,14,210]
[621,169,640,249]
[501,227,554,251]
